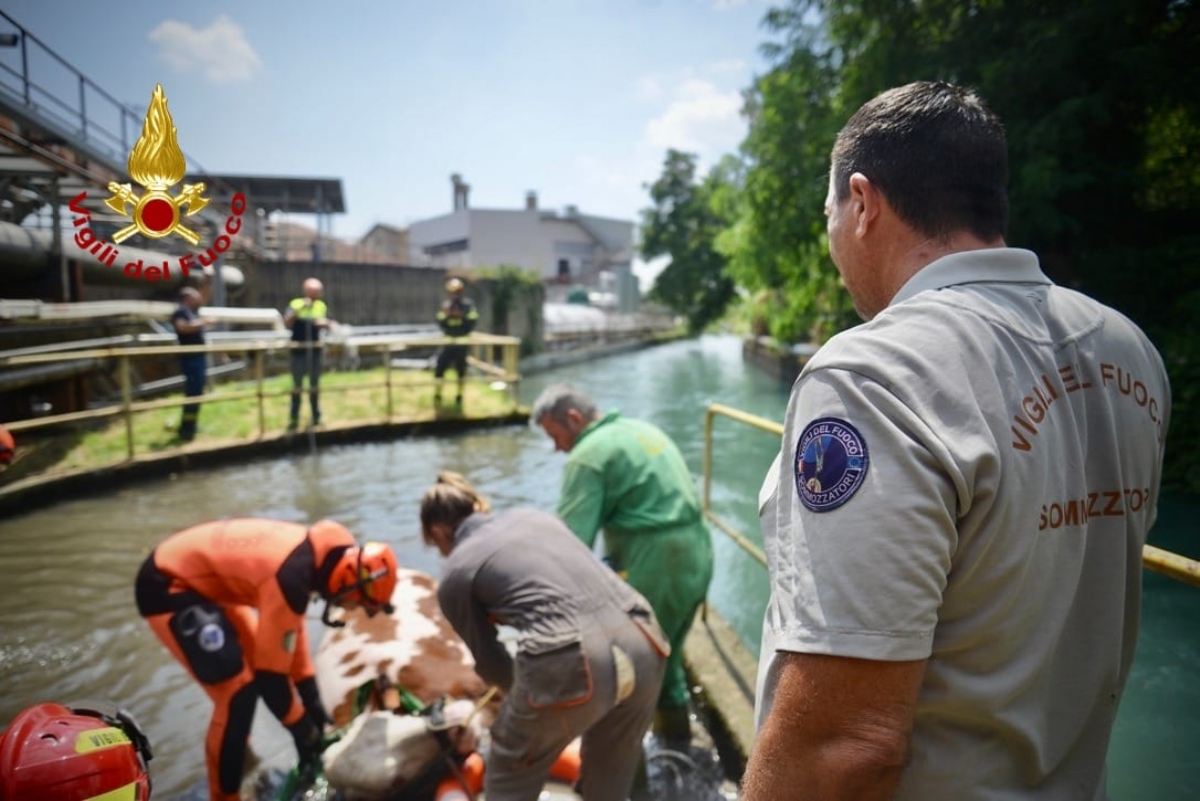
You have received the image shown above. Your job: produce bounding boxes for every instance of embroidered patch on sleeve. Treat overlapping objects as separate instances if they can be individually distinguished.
[794,417,869,512]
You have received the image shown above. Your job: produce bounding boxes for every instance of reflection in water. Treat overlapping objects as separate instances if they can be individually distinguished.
[0,335,1195,798]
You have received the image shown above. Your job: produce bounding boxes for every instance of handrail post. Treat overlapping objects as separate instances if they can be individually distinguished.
[703,407,715,513]
[20,31,29,105]
[504,340,519,409]
[255,348,265,439]
[384,344,394,422]
[120,354,134,460]
[78,74,87,138]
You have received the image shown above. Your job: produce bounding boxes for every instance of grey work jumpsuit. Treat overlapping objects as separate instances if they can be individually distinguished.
[438,509,669,801]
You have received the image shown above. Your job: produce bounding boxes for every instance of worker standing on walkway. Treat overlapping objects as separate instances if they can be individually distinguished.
[434,277,478,407]
[284,277,333,430]
[172,286,208,442]
[420,471,668,801]
[531,384,714,744]
[135,518,398,801]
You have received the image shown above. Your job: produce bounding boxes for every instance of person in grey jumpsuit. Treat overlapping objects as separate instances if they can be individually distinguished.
[420,472,669,801]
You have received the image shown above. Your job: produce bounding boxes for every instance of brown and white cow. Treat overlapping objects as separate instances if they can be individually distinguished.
[314,567,498,728]
[312,567,580,801]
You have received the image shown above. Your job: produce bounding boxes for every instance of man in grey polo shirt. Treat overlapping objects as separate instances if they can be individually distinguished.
[743,82,1170,800]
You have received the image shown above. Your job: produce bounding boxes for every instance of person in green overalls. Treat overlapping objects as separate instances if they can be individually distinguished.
[531,383,714,743]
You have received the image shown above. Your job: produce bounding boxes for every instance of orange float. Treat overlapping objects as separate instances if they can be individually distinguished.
[434,738,581,800]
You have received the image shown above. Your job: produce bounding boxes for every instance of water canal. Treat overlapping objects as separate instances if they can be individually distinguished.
[0,334,1195,798]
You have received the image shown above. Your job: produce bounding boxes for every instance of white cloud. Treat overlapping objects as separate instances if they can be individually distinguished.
[149,15,261,84]
[644,78,745,159]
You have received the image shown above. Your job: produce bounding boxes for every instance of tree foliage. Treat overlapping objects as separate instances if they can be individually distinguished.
[640,150,740,333]
[729,0,1200,491]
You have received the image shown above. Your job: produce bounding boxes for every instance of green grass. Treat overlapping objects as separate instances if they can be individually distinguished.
[45,367,519,474]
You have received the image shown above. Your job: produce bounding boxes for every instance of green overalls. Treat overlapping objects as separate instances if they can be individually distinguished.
[557,411,714,710]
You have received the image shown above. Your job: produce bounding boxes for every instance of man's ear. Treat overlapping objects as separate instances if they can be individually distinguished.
[848,172,883,238]
[565,408,586,429]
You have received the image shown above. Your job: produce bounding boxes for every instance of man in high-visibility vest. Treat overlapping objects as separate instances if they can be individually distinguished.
[284,277,334,430]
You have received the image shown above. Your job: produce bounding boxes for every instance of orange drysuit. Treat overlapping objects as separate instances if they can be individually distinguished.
[135,518,353,801]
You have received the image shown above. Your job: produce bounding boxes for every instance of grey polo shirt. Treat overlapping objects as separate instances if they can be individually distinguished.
[756,248,1170,799]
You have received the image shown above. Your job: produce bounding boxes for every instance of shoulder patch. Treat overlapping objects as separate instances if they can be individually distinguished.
[794,417,869,512]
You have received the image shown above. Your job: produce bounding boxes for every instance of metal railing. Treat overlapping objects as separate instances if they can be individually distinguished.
[0,333,521,463]
[701,403,1200,588]
[0,8,218,180]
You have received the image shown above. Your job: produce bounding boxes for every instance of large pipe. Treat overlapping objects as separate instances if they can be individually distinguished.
[0,357,102,392]
[0,219,244,288]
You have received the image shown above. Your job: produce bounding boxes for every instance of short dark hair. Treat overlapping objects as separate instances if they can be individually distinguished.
[831,81,1009,241]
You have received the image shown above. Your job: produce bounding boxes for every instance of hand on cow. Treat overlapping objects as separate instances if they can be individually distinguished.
[288,716,323,774]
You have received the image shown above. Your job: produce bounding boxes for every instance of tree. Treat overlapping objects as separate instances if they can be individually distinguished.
[640,150,739,333]
[737,0,1200,490]
[724,14,857,344]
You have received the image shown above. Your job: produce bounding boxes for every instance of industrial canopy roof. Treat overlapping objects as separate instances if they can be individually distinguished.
[185,174,346,214]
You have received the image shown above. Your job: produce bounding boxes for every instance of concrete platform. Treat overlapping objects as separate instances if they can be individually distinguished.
[682,605,759,775]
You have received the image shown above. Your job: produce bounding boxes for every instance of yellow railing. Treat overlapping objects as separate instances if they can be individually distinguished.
[702,402,1200,588]
[0,333,522,462]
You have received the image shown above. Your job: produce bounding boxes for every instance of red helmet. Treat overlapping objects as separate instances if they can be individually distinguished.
[0,701,152,801]
[0,424,14,466]
[326,541,398,617]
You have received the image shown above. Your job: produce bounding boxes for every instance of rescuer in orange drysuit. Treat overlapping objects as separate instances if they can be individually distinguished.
[134,518,398,801]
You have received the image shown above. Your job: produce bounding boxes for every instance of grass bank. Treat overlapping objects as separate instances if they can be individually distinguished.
[2,366,520,486]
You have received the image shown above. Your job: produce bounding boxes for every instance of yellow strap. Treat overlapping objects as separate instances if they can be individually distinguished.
[84,781,138,801]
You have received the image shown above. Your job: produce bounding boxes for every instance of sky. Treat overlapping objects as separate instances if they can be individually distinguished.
[1,0,778,281]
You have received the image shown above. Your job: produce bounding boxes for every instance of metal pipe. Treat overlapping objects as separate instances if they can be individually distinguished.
[0,358,101,392]
[1144,544,1200,588]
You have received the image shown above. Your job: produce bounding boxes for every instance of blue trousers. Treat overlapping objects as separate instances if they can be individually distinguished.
[179,355,206,440]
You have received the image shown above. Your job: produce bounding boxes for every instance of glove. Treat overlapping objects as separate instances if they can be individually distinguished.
[307,702,331,730]
[287,716,322,773]
[297,677,331,730]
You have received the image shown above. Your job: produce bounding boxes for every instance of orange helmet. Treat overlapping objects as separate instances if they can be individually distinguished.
[0,701,152,801]
[445,277,464,295]
[325,541,398,619]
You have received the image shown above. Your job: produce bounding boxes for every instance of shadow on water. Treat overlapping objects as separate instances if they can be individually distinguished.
[0,335,1195,799]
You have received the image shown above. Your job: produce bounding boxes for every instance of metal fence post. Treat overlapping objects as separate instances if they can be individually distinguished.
[703,407,714,513]
[255,348,265,439]
[120,354,134,460]
[385,344,394,422]
[504,340,519,409]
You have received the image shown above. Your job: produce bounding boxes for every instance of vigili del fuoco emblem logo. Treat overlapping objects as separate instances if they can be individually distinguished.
[104,83,211,246]
[69,83,246,282]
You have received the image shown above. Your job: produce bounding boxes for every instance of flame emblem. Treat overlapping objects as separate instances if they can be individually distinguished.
[104,84,210,246]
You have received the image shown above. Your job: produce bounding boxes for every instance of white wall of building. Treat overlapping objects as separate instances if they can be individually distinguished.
[405,194,634,288]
